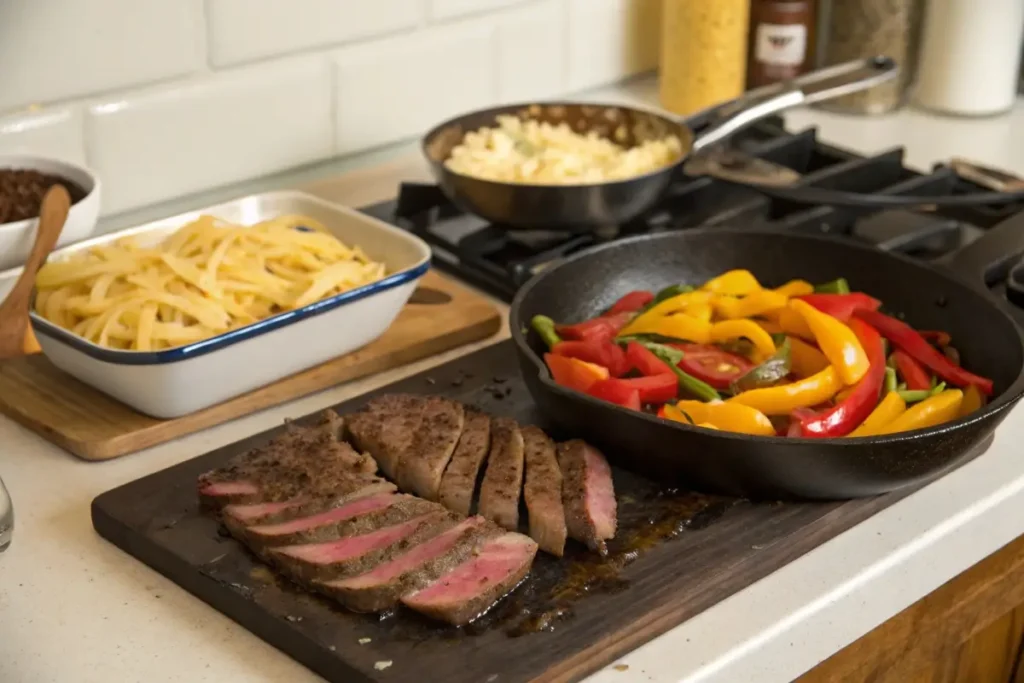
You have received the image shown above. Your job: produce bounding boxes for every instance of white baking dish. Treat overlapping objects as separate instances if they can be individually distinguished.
[18,190,431,419]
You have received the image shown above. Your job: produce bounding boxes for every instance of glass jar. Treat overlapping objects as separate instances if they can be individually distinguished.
[815,0,922,115]
[660,0,750,116]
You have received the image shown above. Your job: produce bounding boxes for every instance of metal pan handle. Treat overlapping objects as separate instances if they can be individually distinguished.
[690,56,900,154]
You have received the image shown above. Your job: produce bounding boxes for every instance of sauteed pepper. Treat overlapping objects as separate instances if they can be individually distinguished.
[797,318,885,437]
[536,272,990,438]
[854,310,994,395]
[790,299,869,385]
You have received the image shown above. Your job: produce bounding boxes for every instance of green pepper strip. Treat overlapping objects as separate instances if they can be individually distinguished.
[643,342,721,402]
[815,278,851,294]
[884,367,898,394]
[730,338,792,393]
[531,315,561,349]
[896,384,946,403]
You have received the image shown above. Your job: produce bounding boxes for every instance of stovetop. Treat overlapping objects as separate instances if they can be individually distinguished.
[361,116,1024,303]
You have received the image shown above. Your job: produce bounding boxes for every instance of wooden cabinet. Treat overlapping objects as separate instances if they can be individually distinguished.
[799,534,1024,682]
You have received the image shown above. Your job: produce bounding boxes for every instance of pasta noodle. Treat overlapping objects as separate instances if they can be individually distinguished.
[33,214,386,351]
[444,114,684,185]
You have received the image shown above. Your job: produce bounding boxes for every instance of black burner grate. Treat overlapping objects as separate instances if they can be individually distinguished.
[360,117,1023,302]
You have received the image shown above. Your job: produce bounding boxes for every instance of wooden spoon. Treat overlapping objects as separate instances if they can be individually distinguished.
[0,185,71,360]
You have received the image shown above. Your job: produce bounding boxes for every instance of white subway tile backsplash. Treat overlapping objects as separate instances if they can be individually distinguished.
[332,23,497,155]
[498,1,567,103]
[566,0,660,91]
[0,0,650,219]
[86,58,333,214]
[0,108,86,165]
[0,0,205,112]
[206,0,424,67]
[430,0,531,20]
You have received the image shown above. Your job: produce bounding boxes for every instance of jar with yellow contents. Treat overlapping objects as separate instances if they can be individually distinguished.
[660,0,751,116]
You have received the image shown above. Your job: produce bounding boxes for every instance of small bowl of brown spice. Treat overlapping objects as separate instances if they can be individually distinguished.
[0,154,101,271]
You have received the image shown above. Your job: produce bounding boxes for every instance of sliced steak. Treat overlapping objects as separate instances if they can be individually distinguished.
[396,397,465,501]
[477,418,525,530]
[557,440,617,554]
[198,410,379,509]
[401,532,538,626]
[241,495,436,548]
[521,426,567,557]
[345,394,428,479]
[270,510,458,583]
[437,411,491,516]
[319,516,500,613]
[221,480,397,528]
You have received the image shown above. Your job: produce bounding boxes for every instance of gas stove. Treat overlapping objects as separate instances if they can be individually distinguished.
[360,116,1024,303]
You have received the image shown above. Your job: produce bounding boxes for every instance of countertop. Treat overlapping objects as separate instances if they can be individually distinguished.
[5,77,1024,683]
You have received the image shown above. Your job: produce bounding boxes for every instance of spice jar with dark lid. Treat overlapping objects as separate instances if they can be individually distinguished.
[747,0,817,88]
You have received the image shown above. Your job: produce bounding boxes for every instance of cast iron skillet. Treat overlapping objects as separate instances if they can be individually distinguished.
[421,57,898,233]
[509,214,1024,500]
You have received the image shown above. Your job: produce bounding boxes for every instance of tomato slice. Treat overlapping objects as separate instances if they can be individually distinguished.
[606,290,655,315]
[625,341,674,376]
[587,379,642,410]
[673,344,754,390]
[557,311,632,343]
[552,340,629,377]
[544,354,609,393]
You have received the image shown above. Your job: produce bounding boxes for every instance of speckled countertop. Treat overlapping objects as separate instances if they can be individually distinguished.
[4,77,1024,683]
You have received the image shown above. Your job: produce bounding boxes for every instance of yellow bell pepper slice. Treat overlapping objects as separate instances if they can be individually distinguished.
[788,336,830,379]
[756,319,783,335]
[773,279,814,297]
[620,313,711,343]
[765,306,815,340]
[674,400,776,436]
[618,291,713,336]
[708,320,776,357]
[712,290,790,320]
[958,383,985,418]
[876,389,964,435]
[700,269,762,296]
[789,299,870,386]
[847,391,907,437]
[727,365,843,415]
[697,422,719,430]
[683,301,713,324]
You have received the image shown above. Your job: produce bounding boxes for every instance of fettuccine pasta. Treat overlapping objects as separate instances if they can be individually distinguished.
[33,214,386,351]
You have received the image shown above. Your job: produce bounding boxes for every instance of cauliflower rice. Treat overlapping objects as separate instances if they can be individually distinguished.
[444,115,685,185]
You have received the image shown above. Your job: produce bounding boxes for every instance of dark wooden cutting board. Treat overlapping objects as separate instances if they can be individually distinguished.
[91,340,990,683]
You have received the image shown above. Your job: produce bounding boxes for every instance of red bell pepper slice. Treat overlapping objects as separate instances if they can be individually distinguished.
[794,293,882,322]
[854,309,994,395]
[587,379,642,410]
[891,349,931,391]
[556,311,632,343]
[552,340,629,377]
[919,330,952,347]
[798,318,886,437]
[671,343,754,391]
[544,353,609,393]
[606,290,655,315]
[590,375,676,405]
[625,341,674,376]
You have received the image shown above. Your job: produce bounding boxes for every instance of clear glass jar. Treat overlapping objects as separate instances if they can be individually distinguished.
[660,0,750,116]
[815,0,922,115]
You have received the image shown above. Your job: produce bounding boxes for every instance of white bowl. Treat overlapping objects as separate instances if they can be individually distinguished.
[26,190,431,419]
[0,154,102,271]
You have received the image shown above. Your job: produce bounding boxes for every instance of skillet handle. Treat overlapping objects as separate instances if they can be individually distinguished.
[942,211,1024,291]
[690,57,900,154]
